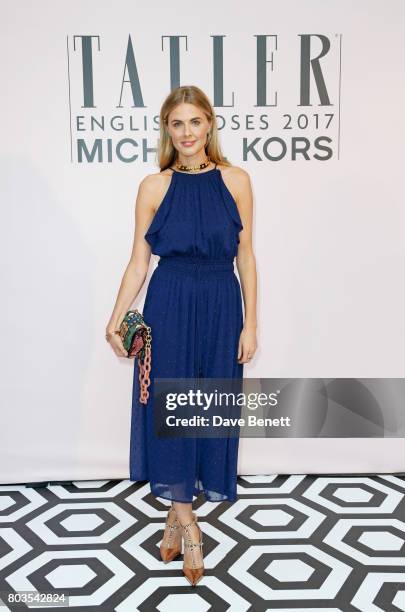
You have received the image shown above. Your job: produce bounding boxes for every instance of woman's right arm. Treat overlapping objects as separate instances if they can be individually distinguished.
[105,174,161,357]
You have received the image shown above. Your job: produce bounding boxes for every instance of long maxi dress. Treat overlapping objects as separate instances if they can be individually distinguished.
[129,162,244,503]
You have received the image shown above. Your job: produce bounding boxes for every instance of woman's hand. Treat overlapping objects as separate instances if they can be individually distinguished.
[106,329,129,358]
[237,324,258,364]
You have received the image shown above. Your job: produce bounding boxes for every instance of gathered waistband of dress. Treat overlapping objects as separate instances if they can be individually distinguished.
[158,255,234,272]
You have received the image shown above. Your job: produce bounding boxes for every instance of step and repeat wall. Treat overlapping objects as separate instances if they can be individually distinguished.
[1,0,404,483]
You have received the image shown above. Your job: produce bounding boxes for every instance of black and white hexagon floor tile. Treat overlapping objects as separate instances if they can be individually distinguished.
[1,474,405,611]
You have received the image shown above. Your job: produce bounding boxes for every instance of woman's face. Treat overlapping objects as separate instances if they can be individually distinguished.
[166,103,211,159]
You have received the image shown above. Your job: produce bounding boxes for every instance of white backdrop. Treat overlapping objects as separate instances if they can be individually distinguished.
[1,0,404,484]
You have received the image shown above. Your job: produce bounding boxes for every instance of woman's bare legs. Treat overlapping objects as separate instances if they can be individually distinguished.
[172,501,193,524]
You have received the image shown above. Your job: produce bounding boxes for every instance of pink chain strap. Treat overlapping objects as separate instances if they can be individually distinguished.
[138,327,152,404]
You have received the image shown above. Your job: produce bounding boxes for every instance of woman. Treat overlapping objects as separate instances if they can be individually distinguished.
[106,85,257,586]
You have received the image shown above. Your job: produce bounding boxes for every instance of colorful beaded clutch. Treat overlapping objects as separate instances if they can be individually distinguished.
[119,309,152,404]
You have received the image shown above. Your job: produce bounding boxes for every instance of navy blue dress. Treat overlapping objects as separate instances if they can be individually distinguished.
[129,162,244,503]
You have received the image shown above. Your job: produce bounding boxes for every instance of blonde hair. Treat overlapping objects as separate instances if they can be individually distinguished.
[157,85,231,171]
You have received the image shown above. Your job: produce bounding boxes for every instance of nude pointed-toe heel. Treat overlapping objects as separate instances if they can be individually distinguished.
[160,505,182,563]
[179,512,204,586]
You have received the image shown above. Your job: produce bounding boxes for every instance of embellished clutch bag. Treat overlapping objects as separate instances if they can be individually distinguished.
[118,309,152,404]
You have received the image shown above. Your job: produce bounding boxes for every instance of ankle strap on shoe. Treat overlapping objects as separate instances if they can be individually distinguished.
[165,521,179,530]
[184,540,204,549]
[179,512,198,530]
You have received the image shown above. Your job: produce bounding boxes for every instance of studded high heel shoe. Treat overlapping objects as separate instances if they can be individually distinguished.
[159,505,182,563]
[179,512,204,586]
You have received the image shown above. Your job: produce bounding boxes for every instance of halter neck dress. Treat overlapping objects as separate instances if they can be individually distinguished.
[129,162,244,503]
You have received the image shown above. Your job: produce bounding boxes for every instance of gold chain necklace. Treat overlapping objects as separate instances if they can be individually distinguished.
[174,156,211,173]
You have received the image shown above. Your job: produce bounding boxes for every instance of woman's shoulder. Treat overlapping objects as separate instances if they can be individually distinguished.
[217,164,251,198]
[136,170,174,213]
[138,169,173,193]
[217,163,250,181]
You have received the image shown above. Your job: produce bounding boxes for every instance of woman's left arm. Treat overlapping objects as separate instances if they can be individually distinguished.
[231,167,258,364]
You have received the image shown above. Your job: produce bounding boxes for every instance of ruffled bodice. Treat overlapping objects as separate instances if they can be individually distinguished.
[144,167,243,260]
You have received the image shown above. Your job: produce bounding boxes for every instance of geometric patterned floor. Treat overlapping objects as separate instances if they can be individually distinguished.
[1,474,405,611]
